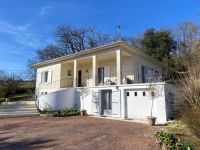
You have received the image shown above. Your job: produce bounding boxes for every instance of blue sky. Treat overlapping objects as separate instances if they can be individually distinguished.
[0,0,199,76]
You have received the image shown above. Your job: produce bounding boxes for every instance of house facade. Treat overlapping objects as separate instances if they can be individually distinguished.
[34,40,176,124]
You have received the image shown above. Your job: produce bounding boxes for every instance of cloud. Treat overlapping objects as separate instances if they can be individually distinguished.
[39,6,52,16]
[0,20,31,34]
[0,20,42,48]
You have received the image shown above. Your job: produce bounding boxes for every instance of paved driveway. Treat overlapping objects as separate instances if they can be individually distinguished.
[0,116,159,150]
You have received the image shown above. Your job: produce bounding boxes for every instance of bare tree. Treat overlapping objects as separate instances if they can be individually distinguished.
[0,70,7,82]
[55,25,113,54]
[126,35,143,49]
[174,21,200,55]
[178,42,200,137]
[0,71,22,98]
[36,45,63,62]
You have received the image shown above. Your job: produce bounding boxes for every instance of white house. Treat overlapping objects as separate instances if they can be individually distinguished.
[33,40,176,124]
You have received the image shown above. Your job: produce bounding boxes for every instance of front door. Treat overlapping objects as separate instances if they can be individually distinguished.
[101,90,112,116]
[78,70,82,87]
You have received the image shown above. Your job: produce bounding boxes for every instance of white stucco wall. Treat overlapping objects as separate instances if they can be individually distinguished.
[37,83,175,124]
[38,88,80,111]
[79,83,174,124]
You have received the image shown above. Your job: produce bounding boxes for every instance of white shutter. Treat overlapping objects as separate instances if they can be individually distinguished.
[37,73,41,84]
[88,69,92,86]
[48,70,52,83]
[104,66,110,83]
[41,72,45,83]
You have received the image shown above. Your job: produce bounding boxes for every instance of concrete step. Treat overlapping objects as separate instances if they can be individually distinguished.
[0,110,39,114]
[0,101,39,118]
[1,101,36,105]
[0,105,36,109]
[0,113,40,118]
[0,108,38,112]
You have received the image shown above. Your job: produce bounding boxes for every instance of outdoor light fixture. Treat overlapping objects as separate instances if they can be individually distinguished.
[116,86,119,90]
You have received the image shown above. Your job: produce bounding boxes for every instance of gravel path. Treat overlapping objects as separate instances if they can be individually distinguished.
[0,116,160,150]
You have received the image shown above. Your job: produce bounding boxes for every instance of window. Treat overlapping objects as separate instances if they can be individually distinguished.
[141,65,149,83]
[127,92,130,96]
[67,70,71,76]
[98,67,104,85]
[41,71,48,83]
[134,92,137,96]
[41,71,52,83]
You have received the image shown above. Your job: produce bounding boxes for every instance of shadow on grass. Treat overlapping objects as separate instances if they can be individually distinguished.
[0,136,57,150]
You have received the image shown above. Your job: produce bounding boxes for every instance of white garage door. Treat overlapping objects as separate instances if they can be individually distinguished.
[126,90,152,119]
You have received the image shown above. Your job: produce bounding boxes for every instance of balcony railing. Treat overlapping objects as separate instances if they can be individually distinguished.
[36,70,164,90]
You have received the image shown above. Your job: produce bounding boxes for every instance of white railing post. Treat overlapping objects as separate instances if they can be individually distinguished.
[73,59,78,87]
[92,55,97,86]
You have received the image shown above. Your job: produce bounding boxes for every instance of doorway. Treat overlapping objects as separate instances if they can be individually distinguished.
[78,70,82,87]
[98,67,104,85]
[101,90,112,116]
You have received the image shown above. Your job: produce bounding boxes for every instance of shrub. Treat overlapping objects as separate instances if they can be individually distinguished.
[58,108,80,116]
[0,85,7,98]
[177,45,200,138]
[154,131,194,150]
[9,95,33,102]
[41,108,80,117]
[0,98,6,103]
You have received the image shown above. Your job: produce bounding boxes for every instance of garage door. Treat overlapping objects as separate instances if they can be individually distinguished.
[126,90,152,119]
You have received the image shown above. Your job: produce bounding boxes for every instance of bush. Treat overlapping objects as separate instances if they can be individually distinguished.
[9,95,33,102]
[154,131,194,150]
[0,98,6,103]
[58,108,80,117]
[180,108,200,137]
[177,46,200,138]
[41,108,80,117]
[0,85,7,98]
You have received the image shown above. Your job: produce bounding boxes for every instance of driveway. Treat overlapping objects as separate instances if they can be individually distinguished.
[0,116,159,150]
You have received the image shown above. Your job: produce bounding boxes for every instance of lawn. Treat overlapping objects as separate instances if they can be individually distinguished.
[0,116,160,150]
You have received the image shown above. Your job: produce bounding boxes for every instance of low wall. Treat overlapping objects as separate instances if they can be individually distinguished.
[38,88,80,111]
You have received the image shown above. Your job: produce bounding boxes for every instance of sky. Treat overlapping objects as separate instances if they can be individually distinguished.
[0,0,199,76]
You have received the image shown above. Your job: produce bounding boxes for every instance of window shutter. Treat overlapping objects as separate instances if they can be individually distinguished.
[104,66,110,83]
[41,72,45,83]
[37,73,41,84]
[48,70,52,83]
[104,66,110,77]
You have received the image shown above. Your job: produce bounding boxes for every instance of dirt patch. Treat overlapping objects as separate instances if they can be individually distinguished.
[0,116,160,150]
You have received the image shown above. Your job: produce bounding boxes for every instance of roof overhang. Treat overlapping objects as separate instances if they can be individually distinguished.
[33,40,163,68]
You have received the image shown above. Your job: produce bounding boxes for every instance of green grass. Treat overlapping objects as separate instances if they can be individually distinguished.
[18,81,35,89]
[0,94,33,103]
[0,80,35,103]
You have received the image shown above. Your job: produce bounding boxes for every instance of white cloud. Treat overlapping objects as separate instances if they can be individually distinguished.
[0,20,42,48]
[0,20,31,34]
[39,6,52,16]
